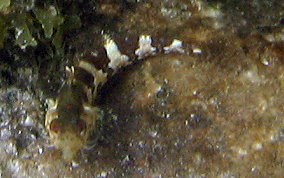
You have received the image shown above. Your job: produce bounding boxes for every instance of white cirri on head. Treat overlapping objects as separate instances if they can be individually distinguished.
[104,36,130,70]
[135,35,157,59]
[163,39,184,53]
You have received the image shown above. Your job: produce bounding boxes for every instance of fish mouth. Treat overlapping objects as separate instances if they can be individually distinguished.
[53,131,86,161]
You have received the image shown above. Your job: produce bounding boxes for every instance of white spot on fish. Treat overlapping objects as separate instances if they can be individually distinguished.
[135,35,157,59]
[78,60,107,87]
[193,48,202,54]
[104,36,130,70]
[163,39,184,53]
[46,99,57,111]
[83,103,94,112]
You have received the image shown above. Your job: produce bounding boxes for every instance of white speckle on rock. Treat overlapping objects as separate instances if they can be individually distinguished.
[15,28,23,39]
[3,139,18,155]
[192,90,198,96]
[200,6,224,29]
[263,33,284,42]
[71,161,80,168]
[38,147,44,154]
[0,127,11,139]
[261,59,270,66]
[240,66,264,84]
[201,6,222,19]
[237,148,247,156]
[147,84,162,97]
[23,115,34,126]
[252,142,263,150]
[185,120,189,126]
[49,5,58,16]
[263,34,275,42]
[100,171,107,178]
[251,167,259,172]
[121,155,130,165]
[149,130,158,137]
[8,159,21,175]
[269,132,277,142]
[172,59,182,66]
[138,141,145,148]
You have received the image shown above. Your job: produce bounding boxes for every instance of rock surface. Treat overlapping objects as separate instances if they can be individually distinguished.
[0,0,284,177]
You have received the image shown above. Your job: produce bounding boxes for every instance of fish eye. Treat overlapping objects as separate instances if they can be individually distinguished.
[50,119,61,134]
[77,119,86,134]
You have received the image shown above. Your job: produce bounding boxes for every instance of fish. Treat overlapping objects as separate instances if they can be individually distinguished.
[45,33,192,161]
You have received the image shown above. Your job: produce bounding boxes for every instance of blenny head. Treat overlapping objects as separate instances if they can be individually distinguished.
[45,82,98,161]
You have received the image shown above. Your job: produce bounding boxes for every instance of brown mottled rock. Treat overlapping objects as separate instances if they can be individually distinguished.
[1,0,284,177]
[101,51,284,177]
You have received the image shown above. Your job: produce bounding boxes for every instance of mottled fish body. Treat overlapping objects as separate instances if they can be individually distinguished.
[45,34,191,161]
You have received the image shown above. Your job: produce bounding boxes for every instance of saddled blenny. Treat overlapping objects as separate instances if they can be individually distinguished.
[45,32,195,161]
